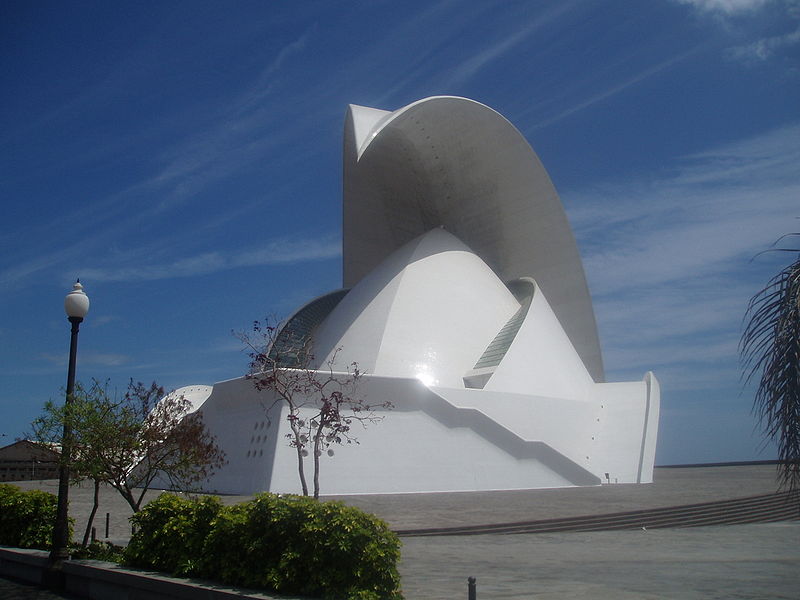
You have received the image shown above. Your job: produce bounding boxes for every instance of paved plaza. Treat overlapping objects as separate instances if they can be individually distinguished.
[6,465,799,599]
[400,522,799,599]
[0,578,79,600]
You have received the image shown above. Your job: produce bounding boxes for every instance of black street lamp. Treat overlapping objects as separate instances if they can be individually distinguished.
[49,280,89,570]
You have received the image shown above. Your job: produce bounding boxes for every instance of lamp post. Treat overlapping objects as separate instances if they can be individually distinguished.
[50,280,90,569]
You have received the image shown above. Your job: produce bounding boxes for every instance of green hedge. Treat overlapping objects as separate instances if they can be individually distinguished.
[123,493,222,575]
[0,483,69,550]
[71,540,125,563]
[125,493,402,600]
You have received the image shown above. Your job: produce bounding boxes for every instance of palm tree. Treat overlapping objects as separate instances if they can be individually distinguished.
[740,234,800,490]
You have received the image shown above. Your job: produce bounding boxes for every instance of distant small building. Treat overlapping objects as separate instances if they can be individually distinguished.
[0,440,60,482]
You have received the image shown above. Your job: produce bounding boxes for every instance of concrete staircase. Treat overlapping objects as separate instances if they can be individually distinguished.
[396,490,800,536]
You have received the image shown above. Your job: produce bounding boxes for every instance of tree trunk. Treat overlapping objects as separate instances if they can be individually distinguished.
[81,479,101,547]
[291,422,308,496]
[312,422,325,500]
[313,444,320,500]
[117,483,139,514]
[296,445,309,496]
[134,486,150,512]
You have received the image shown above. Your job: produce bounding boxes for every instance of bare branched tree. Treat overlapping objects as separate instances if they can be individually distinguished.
[241,318,391,499]
[740,233,800,491]
[120,380,226,511]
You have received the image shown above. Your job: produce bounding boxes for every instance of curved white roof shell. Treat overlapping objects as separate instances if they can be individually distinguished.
[343,96,605,382]
[313,228,520,387]
[164,385,213,414]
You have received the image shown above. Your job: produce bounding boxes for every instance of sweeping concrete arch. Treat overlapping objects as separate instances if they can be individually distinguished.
[342,96,604,382]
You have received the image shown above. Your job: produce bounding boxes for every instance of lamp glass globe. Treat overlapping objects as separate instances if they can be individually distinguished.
[64,280,90,319]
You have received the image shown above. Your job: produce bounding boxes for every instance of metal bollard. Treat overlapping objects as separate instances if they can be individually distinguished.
[468,576,476,600]
[105,512,110,538]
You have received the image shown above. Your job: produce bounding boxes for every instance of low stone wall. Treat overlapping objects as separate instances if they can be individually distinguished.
[0,547,48,586]
[0,547,297,600]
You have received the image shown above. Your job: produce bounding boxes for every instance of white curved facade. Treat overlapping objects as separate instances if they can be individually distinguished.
[171,97,660,496]
[312,228,519,387]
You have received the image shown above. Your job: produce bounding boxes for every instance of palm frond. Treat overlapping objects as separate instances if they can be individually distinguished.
[740,243,800,491]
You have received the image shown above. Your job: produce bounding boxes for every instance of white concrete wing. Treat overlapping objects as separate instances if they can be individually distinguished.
[343,97,604,382]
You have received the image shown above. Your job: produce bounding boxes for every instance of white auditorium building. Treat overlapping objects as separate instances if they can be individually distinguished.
[174,97,660,496]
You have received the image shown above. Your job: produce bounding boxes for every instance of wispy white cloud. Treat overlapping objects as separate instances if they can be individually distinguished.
[39,352,130,367]
[243,26,316,103]
[442,1,579,89]
[326,0,493,107]
[0,24,328,289]
[76,235,341,282]
[581,201,796,295]
[144,110,294,213]
[231,237,341,267]
[0,252,77,287]
[569,151,799,287]
[91,315,121,327]
[263,28,315,78]
[675,0,800,65]
[528,48,700,131]
[727,24,800,62]
[675,0,769,15]
[671,124,800,186]
[567,121,800,382]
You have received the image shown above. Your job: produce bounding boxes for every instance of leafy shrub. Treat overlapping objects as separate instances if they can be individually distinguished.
[125,492,403,599]
[125,493,222,576]
[70,540,125,563]
[267,495,402,600]
[197,502,252,584]
[0,483,70,550]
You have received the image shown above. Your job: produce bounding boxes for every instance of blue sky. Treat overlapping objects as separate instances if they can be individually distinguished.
[1,0,798,465]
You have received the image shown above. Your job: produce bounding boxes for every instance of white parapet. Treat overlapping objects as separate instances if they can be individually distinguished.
[190,368,658,495]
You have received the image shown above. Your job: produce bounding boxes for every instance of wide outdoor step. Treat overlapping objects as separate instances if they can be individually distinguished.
[395,490,800,536]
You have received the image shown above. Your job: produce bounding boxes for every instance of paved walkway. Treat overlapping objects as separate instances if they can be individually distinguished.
[8,465,799,599]
[0,577,79,599]
[4,521,798,599]
[399,522,799,599]
[327,464,787,531]
[11,465,785,541]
